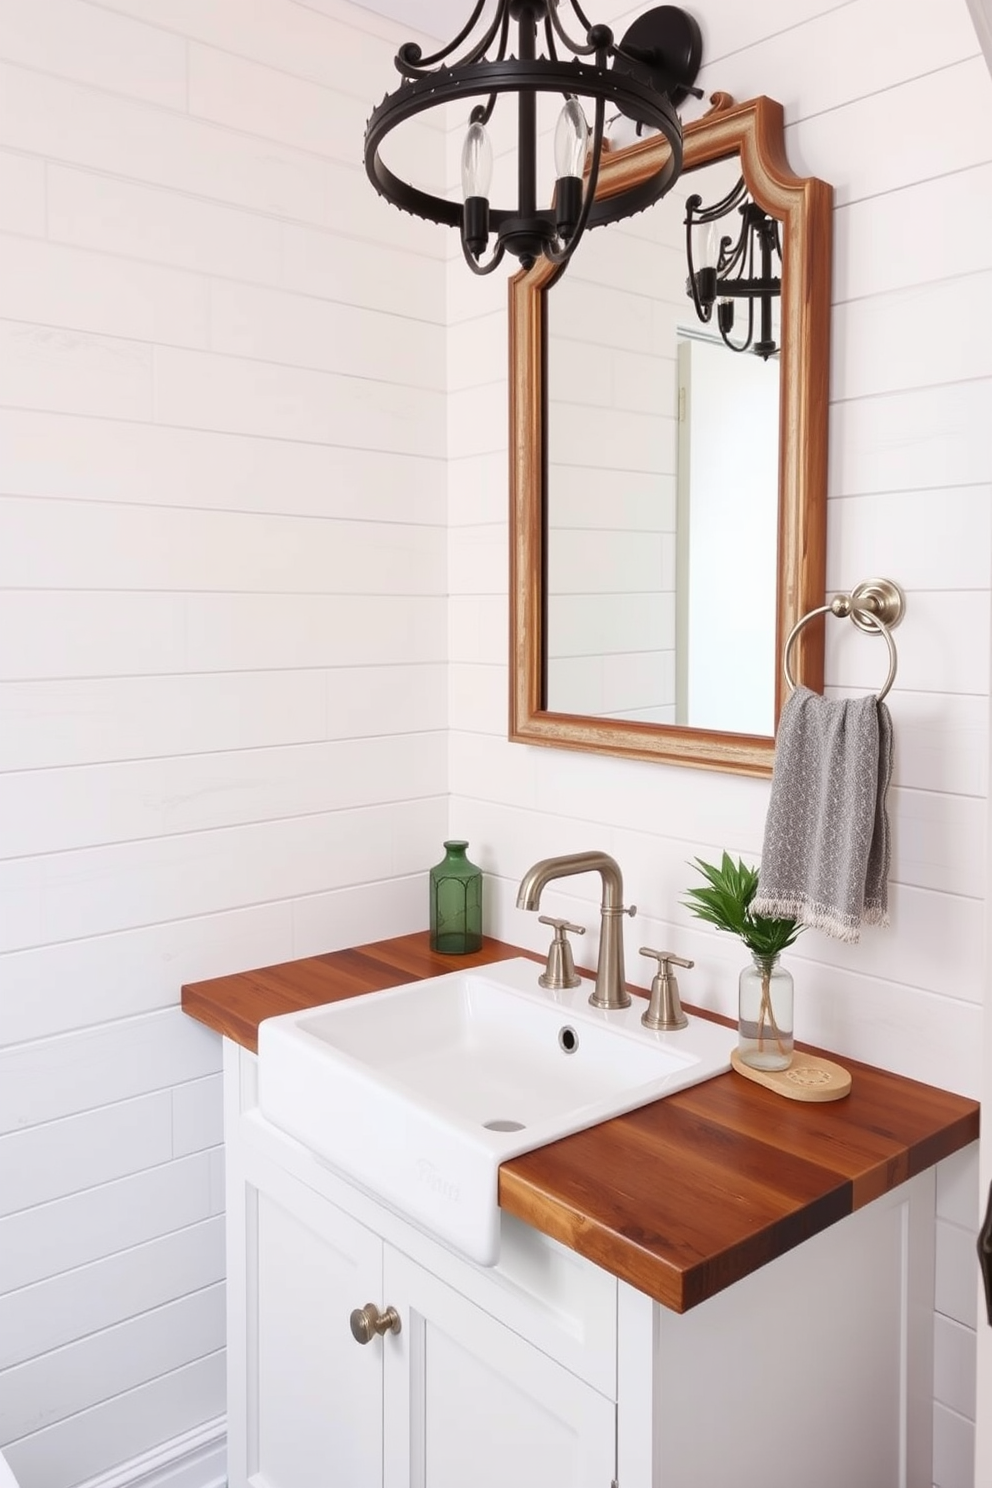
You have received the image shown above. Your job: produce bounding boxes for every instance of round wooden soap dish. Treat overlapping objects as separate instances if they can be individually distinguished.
[730,1048,852,1102]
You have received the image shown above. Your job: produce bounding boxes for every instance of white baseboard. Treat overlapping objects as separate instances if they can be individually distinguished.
[73,1418,226,1488]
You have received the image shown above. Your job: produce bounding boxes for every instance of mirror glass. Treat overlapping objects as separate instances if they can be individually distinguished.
[545,153,781,735]
[510,96,832,775]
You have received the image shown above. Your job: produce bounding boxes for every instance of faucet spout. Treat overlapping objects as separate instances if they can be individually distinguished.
[515,851,632,1010]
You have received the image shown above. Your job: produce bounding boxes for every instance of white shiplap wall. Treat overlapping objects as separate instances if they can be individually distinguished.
[447,3,990,1485]
[0,0,446,1483]
[0,1,988,1485]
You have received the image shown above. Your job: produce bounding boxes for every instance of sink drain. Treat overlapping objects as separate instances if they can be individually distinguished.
[484,1119,526,1132]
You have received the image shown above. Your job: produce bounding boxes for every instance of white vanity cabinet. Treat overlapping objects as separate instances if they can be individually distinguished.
[223,1041,940,1488]
[225,1044,618,1488]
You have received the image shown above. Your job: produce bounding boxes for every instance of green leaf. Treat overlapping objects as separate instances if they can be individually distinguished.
[683,852,804,959]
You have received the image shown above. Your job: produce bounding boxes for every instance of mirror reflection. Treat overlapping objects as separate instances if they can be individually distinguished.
[509,96,832,776]
[544,151,785,732]
[545,154,782,735]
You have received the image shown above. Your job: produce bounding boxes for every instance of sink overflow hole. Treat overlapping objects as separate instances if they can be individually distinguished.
[484,1119,527,1132]
[558,1026,579,1054]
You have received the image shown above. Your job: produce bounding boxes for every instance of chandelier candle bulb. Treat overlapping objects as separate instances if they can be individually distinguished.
[461,119,493,200]
[554,97,589,178]
[553,97,589,240]
[704,222,723,271]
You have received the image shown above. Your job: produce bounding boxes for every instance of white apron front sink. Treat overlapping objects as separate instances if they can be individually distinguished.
[257,956,735,1265]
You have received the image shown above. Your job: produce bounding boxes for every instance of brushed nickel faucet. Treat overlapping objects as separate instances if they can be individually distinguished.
[516,851,635,1010]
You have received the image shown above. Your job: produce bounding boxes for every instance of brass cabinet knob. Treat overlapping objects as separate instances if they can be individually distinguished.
[349,1302,402,1345]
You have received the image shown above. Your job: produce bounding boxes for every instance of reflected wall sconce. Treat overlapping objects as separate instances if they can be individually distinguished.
[364,2,703,279]
[685,176,782,358]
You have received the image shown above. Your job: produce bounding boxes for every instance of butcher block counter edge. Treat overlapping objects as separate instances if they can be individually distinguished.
[181,932,980,1313]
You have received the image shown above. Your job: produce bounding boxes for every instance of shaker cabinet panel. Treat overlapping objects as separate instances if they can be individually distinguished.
[383,1246,616,1488]
[234,1146,384,1488]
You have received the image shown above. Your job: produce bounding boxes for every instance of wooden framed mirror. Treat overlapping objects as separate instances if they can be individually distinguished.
[509,95,832,775]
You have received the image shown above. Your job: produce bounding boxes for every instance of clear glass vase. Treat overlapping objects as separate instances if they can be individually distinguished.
[738,953,794,1070]
[429,840,483,955]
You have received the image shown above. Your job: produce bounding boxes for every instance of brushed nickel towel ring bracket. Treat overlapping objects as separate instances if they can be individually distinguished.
[784,578,905,703]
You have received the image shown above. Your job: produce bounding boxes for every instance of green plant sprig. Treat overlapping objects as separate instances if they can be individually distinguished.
[683,851,803,960]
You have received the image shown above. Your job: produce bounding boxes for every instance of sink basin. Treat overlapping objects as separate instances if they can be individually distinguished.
[257,957,736,1265]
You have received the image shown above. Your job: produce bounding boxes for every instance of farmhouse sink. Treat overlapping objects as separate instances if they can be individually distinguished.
[257,956,736,1265]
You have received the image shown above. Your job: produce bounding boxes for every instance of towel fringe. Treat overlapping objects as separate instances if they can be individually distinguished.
[752,896,863,944]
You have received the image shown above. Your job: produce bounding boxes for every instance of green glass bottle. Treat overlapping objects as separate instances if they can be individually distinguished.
[429,840,483,955]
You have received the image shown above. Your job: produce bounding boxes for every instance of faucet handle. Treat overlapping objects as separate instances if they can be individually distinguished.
[537,916,585,990]
[640,948,693,970]
[538,915,585,934]
[638,948,693,1031]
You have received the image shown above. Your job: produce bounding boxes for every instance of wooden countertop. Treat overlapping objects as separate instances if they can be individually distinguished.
[182,932,980,1312]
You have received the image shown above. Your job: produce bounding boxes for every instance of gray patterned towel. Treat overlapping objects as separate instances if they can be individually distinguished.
[752,685,893,942]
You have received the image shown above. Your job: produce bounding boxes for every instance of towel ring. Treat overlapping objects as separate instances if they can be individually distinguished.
[784,578,905,703]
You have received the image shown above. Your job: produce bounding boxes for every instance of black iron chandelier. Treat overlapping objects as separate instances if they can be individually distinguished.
[684,176,782,359]
[364,2,703,277]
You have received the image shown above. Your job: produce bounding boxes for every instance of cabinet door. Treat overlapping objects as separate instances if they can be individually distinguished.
[383,1246,616,1488]
[234,1147,384,1488]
